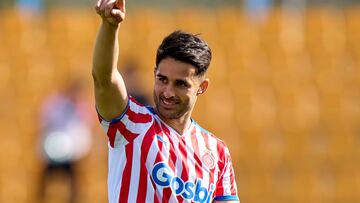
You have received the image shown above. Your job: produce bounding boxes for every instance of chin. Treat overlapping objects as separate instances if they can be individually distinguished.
[159,109,181,120]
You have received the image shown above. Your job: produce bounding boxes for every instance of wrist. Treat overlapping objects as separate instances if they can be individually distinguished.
[101,19,120,29]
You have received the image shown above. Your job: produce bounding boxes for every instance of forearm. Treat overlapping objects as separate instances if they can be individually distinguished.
[92,20,128,118]
[92,20,120,86]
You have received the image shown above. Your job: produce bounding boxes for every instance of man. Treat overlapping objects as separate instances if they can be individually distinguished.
[93,0,239,202]
[38,80,92,203]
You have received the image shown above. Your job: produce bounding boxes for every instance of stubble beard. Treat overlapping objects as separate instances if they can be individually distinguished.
[153,93,189,120]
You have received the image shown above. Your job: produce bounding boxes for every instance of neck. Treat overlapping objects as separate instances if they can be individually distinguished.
[158,113,192,135]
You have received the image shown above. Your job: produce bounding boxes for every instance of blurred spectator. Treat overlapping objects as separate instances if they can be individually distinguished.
[244,0,272,22]
[37,79,93,203]
[16,0,43,14]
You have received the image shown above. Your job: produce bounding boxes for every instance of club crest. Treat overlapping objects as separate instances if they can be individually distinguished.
[202,150,215,170]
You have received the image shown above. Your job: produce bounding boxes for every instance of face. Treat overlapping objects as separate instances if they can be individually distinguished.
[153,58,208,120]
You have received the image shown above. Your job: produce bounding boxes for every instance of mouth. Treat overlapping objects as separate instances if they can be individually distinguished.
[160,97,179,108]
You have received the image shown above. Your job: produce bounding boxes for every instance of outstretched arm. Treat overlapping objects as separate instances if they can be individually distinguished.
[92,0,127,121]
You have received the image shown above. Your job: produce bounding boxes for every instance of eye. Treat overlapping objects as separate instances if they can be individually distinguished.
[176,80,189,88]
[157,76,167,84]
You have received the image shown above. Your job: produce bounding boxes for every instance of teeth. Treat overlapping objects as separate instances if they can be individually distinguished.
[162,99,175,105]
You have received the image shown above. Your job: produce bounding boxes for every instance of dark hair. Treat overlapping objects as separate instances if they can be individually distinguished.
[156,30,212,76]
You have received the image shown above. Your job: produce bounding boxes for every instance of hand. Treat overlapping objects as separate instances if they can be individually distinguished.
[95,0,126,26]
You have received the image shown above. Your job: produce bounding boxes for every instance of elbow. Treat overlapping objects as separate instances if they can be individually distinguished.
[92,68,111,88]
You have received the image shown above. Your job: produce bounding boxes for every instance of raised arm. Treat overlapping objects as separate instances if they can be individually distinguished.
[92,0,127,121]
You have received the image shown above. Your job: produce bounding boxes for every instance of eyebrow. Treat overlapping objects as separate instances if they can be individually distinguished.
[175,79,190,84]
[156,73,191,84]
[156,73,167,78]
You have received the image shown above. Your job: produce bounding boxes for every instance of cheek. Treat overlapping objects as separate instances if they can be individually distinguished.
[183,90,197,102]
[153,84,161,95]
[153,87,160,102]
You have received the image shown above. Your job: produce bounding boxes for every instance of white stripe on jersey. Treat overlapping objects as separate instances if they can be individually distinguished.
[121,114,153,135]
[101,121,110,135]
[145,134,160,173]
[208,134,220,186]
[168,192,178,203]
[168,132,184,202]
[145,174,155,202]
[114,129,129,147]
[157,124,171,200]
[145,134,161,202]
[222,150,232,196]
[128,100,150,114]
[127,135,144,202]
[159,128,171,161]
[184,129,197,183]
[108,146,127,203]
[169,134,182,177]
[195,128,210,188]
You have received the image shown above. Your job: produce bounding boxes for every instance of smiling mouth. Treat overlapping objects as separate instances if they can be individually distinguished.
[160,97,178,108]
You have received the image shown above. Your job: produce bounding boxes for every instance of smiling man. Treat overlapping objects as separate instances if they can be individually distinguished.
[93,0,239,202]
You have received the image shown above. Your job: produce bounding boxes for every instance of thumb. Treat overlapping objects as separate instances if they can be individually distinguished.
[111,9,125,22]
[116,0,126,12]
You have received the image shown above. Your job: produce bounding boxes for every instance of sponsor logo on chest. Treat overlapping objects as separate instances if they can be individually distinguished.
[152,162,214,203]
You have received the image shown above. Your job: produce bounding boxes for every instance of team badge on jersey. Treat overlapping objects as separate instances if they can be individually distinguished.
[202,150,215,170]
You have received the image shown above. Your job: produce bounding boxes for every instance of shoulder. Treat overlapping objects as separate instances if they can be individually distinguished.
[119,96,154,124]
[193,121,227,144]
[193,121,230,156]
[98,96,154,125]
[98,96,155,148]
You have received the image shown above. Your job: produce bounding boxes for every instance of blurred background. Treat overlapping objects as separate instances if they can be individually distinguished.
[0,0,359,202]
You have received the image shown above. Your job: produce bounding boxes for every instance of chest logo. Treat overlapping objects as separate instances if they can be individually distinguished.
[202,150,215,170]
[152,162,215,203]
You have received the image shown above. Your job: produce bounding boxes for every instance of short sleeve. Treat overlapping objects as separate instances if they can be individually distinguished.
[97,96,153,148]
[214,147,240,202]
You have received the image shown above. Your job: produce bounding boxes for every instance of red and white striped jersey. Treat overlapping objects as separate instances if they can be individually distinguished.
[98,97,239,203]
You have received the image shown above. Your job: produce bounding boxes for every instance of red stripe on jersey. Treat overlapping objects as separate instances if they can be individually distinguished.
[215,140,226,196]
[154,194,160,203]
[178,138,188,203]
[136,125,156,202]
[159,123,176,170]
[151,169,159,203]
[106,123,118,148]
[150,167,159,203]
[153,122,164,202]
[107,121,138,148]
[118,142,134,203]
[117,121,139,143]
[127,107,152,123]
[228,156,238,196]
[160,123,177,203]
[116,120,139,201]
[136,162,148,202]
[154,121,164,159]
[191,127,203,179]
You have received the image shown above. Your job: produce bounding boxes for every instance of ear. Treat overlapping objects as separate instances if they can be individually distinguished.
[197,78,209,96]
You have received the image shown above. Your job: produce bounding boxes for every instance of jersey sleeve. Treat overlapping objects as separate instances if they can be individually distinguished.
[97,96,153,148]
[214,147,240,202]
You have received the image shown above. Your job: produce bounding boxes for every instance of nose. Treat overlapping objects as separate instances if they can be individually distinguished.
[163,84,175,98]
